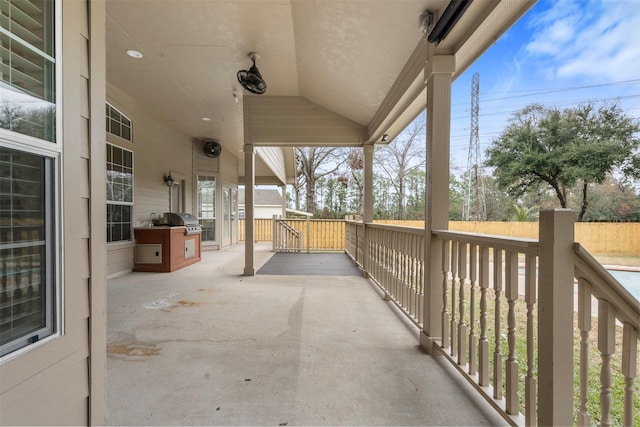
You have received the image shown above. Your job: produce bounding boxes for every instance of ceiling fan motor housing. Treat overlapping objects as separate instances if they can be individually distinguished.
[237,53,267,95]
[199,139,222,158]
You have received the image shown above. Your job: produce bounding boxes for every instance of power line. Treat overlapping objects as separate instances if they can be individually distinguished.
[451,78,640,105]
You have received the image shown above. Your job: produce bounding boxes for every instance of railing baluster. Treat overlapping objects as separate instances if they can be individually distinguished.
[410,234,417,318]
[493,248,503,400]
[450,241,458,357]
[441,239,450,350]
[622,323,637,427]
[418,234,424,325]
[505,251,519,415]
[577,279,591,427]
[598,299,615,427]
[458,242,467,366]
[468,244,477,376]
[478,246,490,387]
[414,234,420,319]
[525,253,537,427]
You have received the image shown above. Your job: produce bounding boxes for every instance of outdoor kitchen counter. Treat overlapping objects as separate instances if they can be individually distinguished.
[133,226,201,272]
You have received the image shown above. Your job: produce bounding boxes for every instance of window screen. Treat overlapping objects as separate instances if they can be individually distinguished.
[0,146,55,356]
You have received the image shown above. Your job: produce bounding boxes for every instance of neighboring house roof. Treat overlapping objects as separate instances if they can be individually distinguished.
[238,189,283,206]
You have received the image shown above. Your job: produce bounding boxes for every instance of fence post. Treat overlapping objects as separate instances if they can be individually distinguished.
[538,209,574,426]
[306,215,310,254]
[272,215,278,252]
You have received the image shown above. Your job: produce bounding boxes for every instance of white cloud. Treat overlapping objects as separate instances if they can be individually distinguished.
[524,0,640,82]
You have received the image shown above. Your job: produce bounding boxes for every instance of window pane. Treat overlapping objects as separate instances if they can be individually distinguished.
[123,150,132,168]
[106,104,132,141]
[0,0,56,143]
[199,219,215,242]
[197,175,216,242]
[0,146,53,355]
[106,144,134,204]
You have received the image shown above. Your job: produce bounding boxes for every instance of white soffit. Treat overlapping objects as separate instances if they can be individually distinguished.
[255,147,287,185]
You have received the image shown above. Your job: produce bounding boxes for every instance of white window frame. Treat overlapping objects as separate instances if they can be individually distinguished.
[0,0,62,360]
[106,103,133,142]
[196,173,217,243]
[106,143,134,244]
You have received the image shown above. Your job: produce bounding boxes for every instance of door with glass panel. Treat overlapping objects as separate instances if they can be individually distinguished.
[231,189,238,244]
[222,187,231,247]
[196,175,216,243]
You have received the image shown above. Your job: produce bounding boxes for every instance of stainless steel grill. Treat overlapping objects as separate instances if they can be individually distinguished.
[159,212,202,235]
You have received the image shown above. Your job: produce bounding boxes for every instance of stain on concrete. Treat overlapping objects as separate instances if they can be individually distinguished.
[107,344,160,357]
[143,292,179,309]
[178,300,199,307]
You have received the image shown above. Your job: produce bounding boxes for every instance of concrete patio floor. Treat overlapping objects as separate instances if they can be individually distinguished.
[107,243,506,426]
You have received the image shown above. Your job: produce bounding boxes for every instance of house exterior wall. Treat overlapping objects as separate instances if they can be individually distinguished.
[0,0,107,424]
[195,141,238,251]
[105,83,193,276]
[106,85,241,275]
[239,205,283,219]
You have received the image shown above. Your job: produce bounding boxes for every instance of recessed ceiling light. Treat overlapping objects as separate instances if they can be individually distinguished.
[126,49,143,59]
[202,117,211,122]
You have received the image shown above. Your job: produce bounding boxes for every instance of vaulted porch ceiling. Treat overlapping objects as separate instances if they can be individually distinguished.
[105,0,535,183]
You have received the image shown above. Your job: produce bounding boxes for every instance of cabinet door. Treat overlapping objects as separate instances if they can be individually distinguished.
[184,239,196,260]
[135,244,163,264]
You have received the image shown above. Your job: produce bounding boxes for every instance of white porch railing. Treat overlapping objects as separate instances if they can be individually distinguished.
[273,218,302,252]
[345,210,639,426]
[573,243,639,427]
[345,220,364,265]
[361,223,425,326]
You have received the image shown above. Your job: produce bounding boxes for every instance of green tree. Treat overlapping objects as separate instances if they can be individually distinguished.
[449,174,465,220]
[509,203,536,221]
[579,175,640,222]
[486,103,640,221]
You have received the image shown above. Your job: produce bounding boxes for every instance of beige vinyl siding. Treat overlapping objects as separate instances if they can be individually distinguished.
[1,0,107,424]
[243,96,368,146]
[193,139,220,176]
[106,84,201,275]
[219,147,238,186]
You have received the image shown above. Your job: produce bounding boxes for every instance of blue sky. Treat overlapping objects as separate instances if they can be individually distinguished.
[449,0,640,171]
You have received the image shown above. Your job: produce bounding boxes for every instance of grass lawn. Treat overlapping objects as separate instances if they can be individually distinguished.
[448,282,639,426]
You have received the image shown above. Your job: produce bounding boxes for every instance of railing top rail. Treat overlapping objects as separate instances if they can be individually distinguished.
[275,219,300,235]
[574,243,640,329]
[366,222,426,236]
[433,229,539,255]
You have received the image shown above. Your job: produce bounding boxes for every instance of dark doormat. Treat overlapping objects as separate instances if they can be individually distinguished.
[257,252,362,276]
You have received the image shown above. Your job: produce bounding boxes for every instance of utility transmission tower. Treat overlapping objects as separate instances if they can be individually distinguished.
[463,73,487,221]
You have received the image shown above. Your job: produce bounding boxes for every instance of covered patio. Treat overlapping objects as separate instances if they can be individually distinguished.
[107,243,504,426]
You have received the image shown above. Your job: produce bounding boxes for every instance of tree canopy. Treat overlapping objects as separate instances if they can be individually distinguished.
[485,103,640,221]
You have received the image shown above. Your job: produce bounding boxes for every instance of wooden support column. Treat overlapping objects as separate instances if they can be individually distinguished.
[244,144,255,276]
[420,55,455,353]
[421,54,455,353]
[362,144,374,277]
[538,209,574,426]
[88,0,108,423]
[280,184,287,218]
